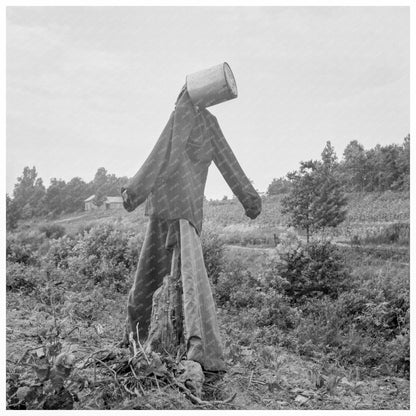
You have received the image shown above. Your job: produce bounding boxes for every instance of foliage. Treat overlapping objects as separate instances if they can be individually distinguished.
[6,262,44,293]
[6,230,45,266]
[339,135,410,192]
[213,227,409,378]
[39,224,66,239]
[291,246,409,375]
[45,236,78,269]
[200,229,224,284]
[44,178,68,216]
[7,166,129,221]
[215,240,302,332]
[12,166,46,219]
[92,167,128,206]
[266,134,410,196]
[360,222,409,246]
[267,177,292,195]
[6,194,20,230]
[65,177,91,212]
[282,142,347,241]
[271,239,351,302]
[5,186,411,411]
[56,222,141,292]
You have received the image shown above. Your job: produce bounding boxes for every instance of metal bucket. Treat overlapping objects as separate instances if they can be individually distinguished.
[186,62,238,108]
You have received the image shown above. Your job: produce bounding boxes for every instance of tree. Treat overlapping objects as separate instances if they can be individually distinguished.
[321,140,338,168]
[267,177,292,195]
[6,194,20,230]
[44,178,67,216]
[92,167,108,205]
[91,168,128,206]
[282,142,347,242]
[341,140,367,192]
[65,177,89,213]
[12,166,46,218]
[339,135,410,192]
[395,134,410,190]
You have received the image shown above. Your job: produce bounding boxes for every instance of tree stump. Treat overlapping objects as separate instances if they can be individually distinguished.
[144,245,185,357]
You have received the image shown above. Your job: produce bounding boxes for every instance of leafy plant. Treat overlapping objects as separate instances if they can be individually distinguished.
[270,239,351,302]
[39,224,66,239]
[282,142,347,242]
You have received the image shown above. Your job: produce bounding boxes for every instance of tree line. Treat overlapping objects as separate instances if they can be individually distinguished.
[267,135,410,195]
[6,135,410,232]
[6,167,128,229]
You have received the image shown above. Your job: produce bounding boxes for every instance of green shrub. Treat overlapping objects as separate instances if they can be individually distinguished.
[270,237,351,302]
[6,261,45,294]
[250,290,301,329]
[46,222,143,293]
[200,229,224,284]
[215,257,300,332]
[72,222,141,271]
[362,222,409,246]
[292,278,409,375]
[39,223,66,239]
[6,232,43,266]
[386,330,410,376]
[6,262,36,293]
[45,235,77,268]
[215,263,256,307]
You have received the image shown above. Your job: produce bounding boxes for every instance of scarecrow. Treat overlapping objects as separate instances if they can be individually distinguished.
[121,63,261,373]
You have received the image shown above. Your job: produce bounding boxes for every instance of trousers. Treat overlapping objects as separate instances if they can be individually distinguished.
[125,216,225,371]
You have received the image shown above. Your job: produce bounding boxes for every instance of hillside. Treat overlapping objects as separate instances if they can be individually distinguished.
[18,191,410,242]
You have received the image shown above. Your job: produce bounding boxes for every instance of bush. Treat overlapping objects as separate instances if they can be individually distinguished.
[6,231,44,266]
[386,330,410,376]
[46,222,143,293]
[45,236,78,269]
[290,267,409,375]
[39,223,66,239]
[201,229,224,284]
[215,256,300,332]
[269,237,351,302]
[250,290,301,329]
[6,262,46,294]
[215,263,256,307]
[362,222,409,245]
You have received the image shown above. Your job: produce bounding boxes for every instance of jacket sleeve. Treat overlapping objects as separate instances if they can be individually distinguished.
[121,113,174,211]
[210,115,262,219]
[121,88,197,212]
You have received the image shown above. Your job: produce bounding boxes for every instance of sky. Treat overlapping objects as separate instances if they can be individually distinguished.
[6,6,410,199]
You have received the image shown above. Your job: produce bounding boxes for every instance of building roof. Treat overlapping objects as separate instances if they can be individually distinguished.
[105,196,123,204]
[84,195,96,202]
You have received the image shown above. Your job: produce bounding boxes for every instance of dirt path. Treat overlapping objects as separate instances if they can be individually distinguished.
[54,214,88,223]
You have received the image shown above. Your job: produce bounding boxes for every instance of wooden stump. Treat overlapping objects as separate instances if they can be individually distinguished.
[144,245,185,357]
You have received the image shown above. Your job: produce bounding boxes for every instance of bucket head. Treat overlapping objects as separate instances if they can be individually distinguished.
[186,62,238,109]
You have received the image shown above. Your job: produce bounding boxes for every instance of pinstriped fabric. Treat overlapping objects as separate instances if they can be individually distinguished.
[179,219,225,371]
[125,218,225,371]
[122,87,261,234]
[122,85,262,369]
[126,217,172,342]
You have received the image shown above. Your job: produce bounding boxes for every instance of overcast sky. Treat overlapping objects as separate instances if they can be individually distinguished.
[6,6,409,199]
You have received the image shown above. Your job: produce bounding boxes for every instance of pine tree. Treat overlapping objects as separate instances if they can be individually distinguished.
[282,142,347,242]
[12,166,46,219]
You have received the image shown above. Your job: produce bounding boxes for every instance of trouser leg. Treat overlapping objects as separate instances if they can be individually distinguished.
[179,220,225,371]
[126,217,171,342]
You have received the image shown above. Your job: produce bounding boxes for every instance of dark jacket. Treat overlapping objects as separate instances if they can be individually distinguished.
[122,88,261,233]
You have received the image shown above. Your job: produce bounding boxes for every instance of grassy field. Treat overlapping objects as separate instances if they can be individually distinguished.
[19,190,410,246]
[6,191,410,410]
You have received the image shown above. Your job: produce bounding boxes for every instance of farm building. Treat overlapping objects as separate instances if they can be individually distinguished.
[84,195,98,211]
[104,196,124,210]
